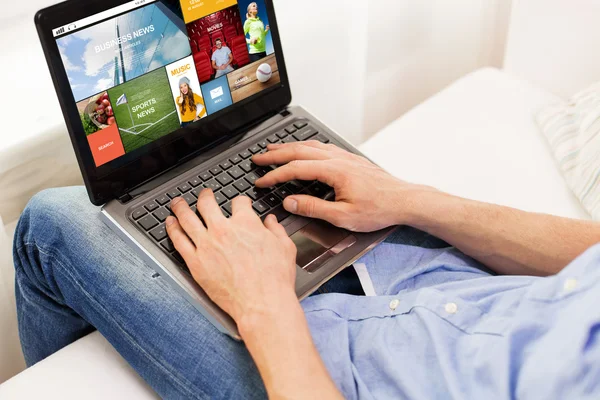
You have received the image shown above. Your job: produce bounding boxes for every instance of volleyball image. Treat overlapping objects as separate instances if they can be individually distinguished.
[256,63,272,83]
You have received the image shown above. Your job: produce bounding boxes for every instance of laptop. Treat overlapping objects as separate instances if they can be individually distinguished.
[35,0,395,339]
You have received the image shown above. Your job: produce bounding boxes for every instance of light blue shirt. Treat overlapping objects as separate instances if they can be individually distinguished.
[211,47,232,67]
[302,242,600,399]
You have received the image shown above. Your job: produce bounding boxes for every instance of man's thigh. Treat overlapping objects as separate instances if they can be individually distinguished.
[16,187,266,399]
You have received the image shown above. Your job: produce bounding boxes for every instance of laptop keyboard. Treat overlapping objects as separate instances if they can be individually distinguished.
[129,120,333,268]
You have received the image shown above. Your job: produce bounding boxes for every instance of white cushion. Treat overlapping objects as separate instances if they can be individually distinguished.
[0,332,158,399]
[361,67,590,221]
[537,82,600,220]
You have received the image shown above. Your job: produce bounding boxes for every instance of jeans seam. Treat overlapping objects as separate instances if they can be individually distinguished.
[30,243,209,400]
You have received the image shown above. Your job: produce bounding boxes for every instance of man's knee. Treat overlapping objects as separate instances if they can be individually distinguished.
[15,187,90,250]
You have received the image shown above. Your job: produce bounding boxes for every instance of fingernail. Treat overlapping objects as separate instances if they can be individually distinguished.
[165,216,175,226]
[285,198,298,213]
[171,197,183,206]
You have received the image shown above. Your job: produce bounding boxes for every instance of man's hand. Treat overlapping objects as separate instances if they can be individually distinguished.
[253,141,437,232]
[166,191,297,324]
[165,190,342,399]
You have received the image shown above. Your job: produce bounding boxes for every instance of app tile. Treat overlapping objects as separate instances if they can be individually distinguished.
[227,54,280,103]
[166,56,207,126]
[201,75,233,114]
[108,68,180,154]
[181,0,238,23]
[87,124,126,167]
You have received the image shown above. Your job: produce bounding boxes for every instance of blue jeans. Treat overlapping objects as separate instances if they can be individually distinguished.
[13,187,450,399]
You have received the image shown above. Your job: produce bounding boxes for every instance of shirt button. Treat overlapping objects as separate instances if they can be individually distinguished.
[564,278,578,292]
[389,299,400,311]
[445,302,458,314]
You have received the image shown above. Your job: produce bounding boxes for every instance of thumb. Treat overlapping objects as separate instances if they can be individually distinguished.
[283,195,346,224]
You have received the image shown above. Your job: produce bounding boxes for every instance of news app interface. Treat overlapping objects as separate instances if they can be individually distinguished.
[55,0,279,167]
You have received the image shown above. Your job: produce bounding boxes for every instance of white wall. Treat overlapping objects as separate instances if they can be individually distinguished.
[361,0,512,138]
[275,0,512,144]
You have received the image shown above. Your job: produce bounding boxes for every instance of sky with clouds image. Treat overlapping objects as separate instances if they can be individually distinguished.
[58,3,191,102]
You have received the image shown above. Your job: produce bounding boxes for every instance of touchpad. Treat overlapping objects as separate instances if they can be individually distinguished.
[290,220,357,273]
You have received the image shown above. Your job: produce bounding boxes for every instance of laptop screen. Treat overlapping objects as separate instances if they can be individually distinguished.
[53,0,280,168]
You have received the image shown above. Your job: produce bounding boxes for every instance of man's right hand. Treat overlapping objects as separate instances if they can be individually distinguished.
[253,141,437,232]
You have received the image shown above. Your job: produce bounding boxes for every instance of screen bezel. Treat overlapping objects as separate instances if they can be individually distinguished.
[35,0,291,206]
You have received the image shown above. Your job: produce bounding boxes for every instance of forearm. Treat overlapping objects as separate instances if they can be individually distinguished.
[238,290,341,399]
[403,190,600,276]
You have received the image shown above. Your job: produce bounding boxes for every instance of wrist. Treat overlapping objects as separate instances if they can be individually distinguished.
[394,186,453,228]
[237,288,302,341]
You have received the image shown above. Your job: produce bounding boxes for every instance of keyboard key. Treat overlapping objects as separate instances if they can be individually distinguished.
[189,177,203,187]
[307,183,328,198]
[203,179,222,192]
[161,239,175,253]
[138,215,158,231]
[222,208,230,218]
[267,205,291,223]
[239,150,252,159]
[293,127,319,141]
[264,193,282,208]
[161,239,175,252]
[216,173,234,187]
[282,136,297,144]
[239,160,255,173]
[245,172,259,186]
[275,187,292,199]
[132,208,148,220]
[150,224,168,242]
[253,200,269,215]
[220,161,233,170]
[255,166,273,177]
[166,189,181,199]
[249,145,261,154]
[285,125,297,134]
[286,181,303,194]
[246,187,267,201]
[314,134,330,144]
[267,134,279,143]
[276,130,288,139]
[223,202,233,216]
[228,166,245,180]
[230,155,242,164]
[191,187,202,198]
[173,252,184,264]
[182,193,197,206]
[294,121,308,130]
[210,166,222,176]
[234,179,251,193]
[199,171,212,181]
[222,185,240,200]
[257,140,268,149]
[155,194,170,206]
[144,201,159,212]
[178,183,192,193]
[214,191,227,206]
[153,208,171,223]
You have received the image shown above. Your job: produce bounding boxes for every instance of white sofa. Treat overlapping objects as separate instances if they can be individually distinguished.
[1,0,599,398]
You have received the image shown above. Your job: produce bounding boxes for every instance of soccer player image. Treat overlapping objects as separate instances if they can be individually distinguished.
[211,38,235,78]
[176,77,206,127]
[244,2,270,62]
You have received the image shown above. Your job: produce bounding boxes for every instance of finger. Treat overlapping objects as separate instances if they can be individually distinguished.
[196,189,226,229]
[255,160,336,188]
[264,214,289,241]
[231,195,258,219]
[252,144,333,166]
[165,216,196,258]
[170,197,206,243]
[283,195,349,227]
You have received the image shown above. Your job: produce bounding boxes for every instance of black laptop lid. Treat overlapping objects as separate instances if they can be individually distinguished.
[35,0,291,205]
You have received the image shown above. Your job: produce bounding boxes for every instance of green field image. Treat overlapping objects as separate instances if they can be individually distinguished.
[108,68,180,154]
